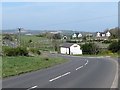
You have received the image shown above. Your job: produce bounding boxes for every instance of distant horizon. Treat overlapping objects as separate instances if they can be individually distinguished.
[2,2,118,32]
[2,26,117,33]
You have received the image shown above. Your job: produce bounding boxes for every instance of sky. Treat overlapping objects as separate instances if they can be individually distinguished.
[2,2,118,32]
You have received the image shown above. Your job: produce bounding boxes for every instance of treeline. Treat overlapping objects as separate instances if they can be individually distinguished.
[2,46,41,56]
[109,27,120,39]
[81,40,120,55]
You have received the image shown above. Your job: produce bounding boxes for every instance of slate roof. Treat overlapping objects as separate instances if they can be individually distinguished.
[60,43,75,48]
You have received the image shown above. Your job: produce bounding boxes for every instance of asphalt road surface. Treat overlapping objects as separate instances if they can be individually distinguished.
[2,54,118,89]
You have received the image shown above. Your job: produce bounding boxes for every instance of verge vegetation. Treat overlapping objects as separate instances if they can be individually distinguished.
[2,56,67,78]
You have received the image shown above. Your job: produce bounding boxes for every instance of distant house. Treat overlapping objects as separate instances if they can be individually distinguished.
[25,33,33,36]
[106,31,111,37]
[96,31,111,38]
[86,34,93,37]
[62,35,67,39]
[72,33,77,38]
[60,43,82,55]
[78,33,82,38]
[72,33,82,38]
[96,32,101,37]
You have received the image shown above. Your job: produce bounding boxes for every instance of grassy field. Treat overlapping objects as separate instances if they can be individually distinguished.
[2,56,67,78]
[20,35,54,51]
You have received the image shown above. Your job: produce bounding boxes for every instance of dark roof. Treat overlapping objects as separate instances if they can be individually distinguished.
[60,43,75,48]
[75,33,79,36]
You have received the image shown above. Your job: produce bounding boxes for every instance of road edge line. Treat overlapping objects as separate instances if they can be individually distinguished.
[109,58,118,88]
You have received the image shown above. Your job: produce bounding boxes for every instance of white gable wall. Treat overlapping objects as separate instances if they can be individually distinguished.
[60,47,69,54]
[96,32,101,37]
[70,44,82,55]
[106,32,111,37]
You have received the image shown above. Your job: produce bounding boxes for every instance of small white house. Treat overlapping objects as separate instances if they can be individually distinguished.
[60,43,82,55]
[96,32,101,37]
[78,33,82,38]
[106,31,111,37]
[101,33,106,37]
[72,33,77,38]
[72,33,82,38]
[62,35,67,39]
[96,31,111,37]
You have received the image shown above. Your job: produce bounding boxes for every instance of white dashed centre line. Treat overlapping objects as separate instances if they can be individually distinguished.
[49,72,71,82]
[76,60,89,70]
[27,86,37,90]
[84,60,88,65]
[76,66,83,70]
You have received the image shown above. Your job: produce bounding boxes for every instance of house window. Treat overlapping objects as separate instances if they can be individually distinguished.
[74,45,77,47]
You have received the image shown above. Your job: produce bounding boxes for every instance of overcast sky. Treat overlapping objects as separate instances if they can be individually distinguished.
[2,2,118,32]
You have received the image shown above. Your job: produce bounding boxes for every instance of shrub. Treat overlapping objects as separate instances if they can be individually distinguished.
[81,43,99,55]
[3,34,13,41]
[37,50,41,55]
[102,40,112,44]
[108,40,120,53]
[44,57,49,61]
[99,50,113,55]
[29,48,41,55]
[3,47,28,56]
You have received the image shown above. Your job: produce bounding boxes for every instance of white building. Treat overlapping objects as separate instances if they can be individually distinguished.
[96,32,101,37]
[96,31,111,37]
[72,33,77,38]
[60,43,82,55]
[62,35,67,39]
[106,31,111,37]
[78,33,82,38]
[101,33,106,37]
[72,33,82,38]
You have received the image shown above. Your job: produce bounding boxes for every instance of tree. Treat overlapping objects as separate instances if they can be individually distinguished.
[52,33,61,39]
[81,43,99,55]
[108,40,120,53]
[82,36,87,42]
[3,34,13,41]
[45,32,61,52]
[28,39,32,43]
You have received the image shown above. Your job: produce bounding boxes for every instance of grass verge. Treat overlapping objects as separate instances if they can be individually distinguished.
[2,56,67,78]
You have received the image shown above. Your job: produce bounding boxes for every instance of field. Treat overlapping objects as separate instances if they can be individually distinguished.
[2,56,67,78]
[20,35,54,51]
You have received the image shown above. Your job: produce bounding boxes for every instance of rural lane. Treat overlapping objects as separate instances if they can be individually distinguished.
[2,54,118,89]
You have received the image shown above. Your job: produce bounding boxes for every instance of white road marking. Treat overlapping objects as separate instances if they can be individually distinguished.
[61,72,71,77]
[76,60,88,70]
[27,86,37,90]
[49,72,71,82]
[84,60,88,66]
[76,66,83,70]
[110,58,118,88]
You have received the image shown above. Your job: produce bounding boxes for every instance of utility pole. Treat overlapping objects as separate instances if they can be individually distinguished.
[18,27,22,47]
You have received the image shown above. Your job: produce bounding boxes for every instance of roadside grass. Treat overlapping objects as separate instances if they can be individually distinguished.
[2,56,67,78]
[20,35,54,51]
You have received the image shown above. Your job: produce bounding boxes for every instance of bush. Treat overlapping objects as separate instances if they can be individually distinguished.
[102,40,112,44]
[29,48,41,55]
[108,40,120,53]
[37,50,41,55]
[3,47,28,56]
[3,34,13,41]
[99,50,113,55]
[81,43,99,55]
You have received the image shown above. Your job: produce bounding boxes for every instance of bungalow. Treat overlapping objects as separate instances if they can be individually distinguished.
[60,43,82,55]
[96,31,111,37]
[62,35,67,39]
[72,33,82,38]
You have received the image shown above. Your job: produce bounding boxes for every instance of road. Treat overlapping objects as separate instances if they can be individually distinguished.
[2,54,118,89]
